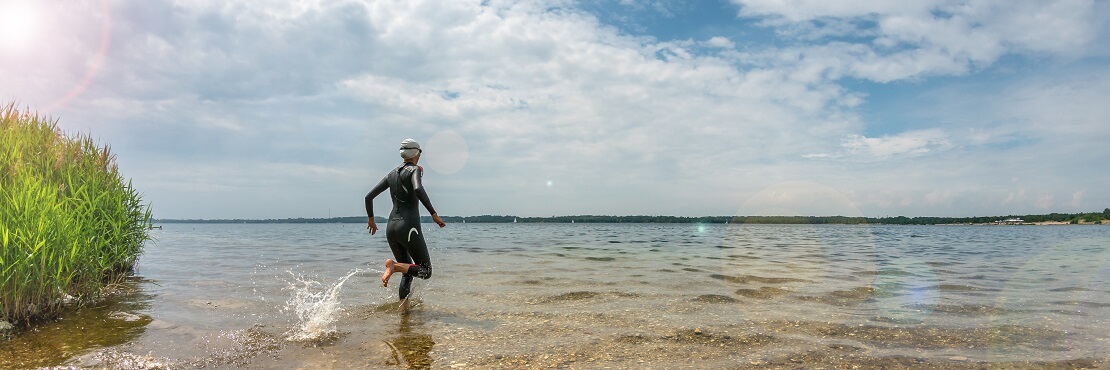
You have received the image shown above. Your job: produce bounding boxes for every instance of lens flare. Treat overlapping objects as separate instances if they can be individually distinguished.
[47,0,112,113]
[425,130,469,175]
[870,257,939,322]
[0,0,40,51]
[4,0,114,113]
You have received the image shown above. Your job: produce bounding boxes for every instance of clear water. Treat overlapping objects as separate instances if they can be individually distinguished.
[2,223,1108,368]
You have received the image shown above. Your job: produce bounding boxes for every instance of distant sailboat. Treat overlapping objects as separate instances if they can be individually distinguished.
[513,218,517,223]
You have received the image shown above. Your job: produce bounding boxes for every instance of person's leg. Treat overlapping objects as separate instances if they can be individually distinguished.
[382,231,414,287]
[384,233,431,287]
[397,230,431,311]
[402,231,432,280]
[399,273,417,311]
[399,284,411,313]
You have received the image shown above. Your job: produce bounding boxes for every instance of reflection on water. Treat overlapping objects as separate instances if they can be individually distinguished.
[0,277,152,369]
[384,313,435,369]
[1,224,1107,368]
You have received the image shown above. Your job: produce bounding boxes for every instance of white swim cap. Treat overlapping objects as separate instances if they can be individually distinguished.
[399,138,421,159]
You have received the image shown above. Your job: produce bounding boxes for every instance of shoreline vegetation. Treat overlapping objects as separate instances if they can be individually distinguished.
[155,209,1109,226]
[0,104,152,331]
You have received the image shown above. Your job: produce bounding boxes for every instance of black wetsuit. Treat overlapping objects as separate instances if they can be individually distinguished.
[365,162,437,299]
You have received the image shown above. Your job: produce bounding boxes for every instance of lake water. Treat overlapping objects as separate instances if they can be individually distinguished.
[2,223,1108,369]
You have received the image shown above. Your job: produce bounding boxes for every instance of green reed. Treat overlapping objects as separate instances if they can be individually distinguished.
[1,103,152,325]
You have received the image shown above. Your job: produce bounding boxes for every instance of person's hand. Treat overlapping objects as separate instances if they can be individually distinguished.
[432,213,446,228]
[367,218,378,235]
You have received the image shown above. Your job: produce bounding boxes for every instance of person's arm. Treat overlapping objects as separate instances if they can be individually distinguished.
[413,167,446,227]
[365,177,388,234]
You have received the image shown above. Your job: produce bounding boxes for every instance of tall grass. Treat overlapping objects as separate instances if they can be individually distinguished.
[1,103,152,325]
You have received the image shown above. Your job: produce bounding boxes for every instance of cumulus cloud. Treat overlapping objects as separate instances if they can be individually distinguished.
[841,129,951,158]
[731,0,1104,82]
[705,36,735,49]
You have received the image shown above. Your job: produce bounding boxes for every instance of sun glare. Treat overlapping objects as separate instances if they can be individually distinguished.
[0,0,41,51]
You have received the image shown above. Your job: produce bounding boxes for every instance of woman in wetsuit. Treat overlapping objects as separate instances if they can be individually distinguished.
[365,138,446,308]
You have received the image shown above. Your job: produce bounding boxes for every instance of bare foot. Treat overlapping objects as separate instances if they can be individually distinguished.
[400,298,410,314]
[382,259,395,287]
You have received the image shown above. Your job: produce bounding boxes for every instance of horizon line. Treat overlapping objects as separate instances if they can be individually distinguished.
[152,210,1107,222]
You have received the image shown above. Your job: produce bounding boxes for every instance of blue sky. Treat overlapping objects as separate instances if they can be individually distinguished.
[2,0,1108,219]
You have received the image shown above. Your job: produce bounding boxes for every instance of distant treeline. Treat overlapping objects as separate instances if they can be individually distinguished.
[155,209,1108,225]
[872,209,1109,225]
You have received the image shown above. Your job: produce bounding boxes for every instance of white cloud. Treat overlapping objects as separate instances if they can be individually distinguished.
[705,36,735,49]
[731,0,1105,82]
[841,129,950,158]
[734,0,936,22]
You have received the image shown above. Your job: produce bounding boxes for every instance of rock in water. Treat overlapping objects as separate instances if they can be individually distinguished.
[0,320,14,339]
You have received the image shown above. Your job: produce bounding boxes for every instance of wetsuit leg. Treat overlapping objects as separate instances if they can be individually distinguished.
[396,233,431,300]
[398,275,414,300]
[402,231,432,280]
[386,221,432,300]
[399,238,432,300]
[386,236,413,266]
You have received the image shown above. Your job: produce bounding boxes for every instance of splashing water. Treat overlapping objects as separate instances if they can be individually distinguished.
[284,269,364,342]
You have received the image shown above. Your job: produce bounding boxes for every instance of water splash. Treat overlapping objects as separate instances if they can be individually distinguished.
[283,269,363,342]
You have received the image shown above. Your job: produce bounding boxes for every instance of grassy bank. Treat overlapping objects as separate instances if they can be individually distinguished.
[0,103,152,326]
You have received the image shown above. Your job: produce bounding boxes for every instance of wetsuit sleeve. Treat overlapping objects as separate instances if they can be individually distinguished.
[364,177,388,218]
[414,167,438,215]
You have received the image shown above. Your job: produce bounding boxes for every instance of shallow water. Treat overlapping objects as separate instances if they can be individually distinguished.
[2,223,1108,369]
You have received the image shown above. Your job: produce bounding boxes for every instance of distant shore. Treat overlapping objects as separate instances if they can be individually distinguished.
[945,220,1104,226]
[154,211,1108,226]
